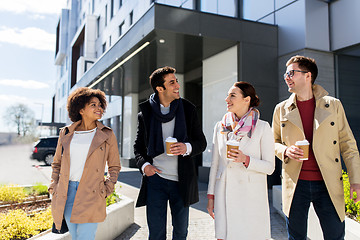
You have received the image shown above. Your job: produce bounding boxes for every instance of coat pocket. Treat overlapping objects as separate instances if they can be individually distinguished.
[216,170,223,180]
[97,181,107,199]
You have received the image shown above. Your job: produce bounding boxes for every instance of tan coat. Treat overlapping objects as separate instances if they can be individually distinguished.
[49,120,121,230]
[272,84,360,221]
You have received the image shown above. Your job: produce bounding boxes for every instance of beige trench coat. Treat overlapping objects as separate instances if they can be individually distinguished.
[208,120,275,239]
[49,120,121,230]
[272,84,360,221]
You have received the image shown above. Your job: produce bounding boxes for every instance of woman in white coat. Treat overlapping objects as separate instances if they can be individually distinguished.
[207,81,275,240]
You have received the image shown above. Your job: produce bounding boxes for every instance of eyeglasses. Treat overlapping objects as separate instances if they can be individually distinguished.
[283,70,308,79]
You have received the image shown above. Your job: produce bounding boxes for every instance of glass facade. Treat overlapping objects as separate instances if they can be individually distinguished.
[201,0,237,17]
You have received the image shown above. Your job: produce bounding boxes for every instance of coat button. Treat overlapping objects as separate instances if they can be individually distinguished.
[335,158,339,162]
[101,190,104,194]
[100,147,103,151]
[281,123,285,127]
[331,122,335,126]
[93,190,96,193]
[325,104,329,108]
[340,176,343,181]
[333,140,337,144]
[96,169,100,172]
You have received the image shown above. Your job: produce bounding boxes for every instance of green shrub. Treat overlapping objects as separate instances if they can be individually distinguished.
[0,209,39,240]
[32,183,49,196]
[343,170,360,222]
[33,207,53,231]
[0,208,53,240]
[0,185,26,203]
[106,190,120,207]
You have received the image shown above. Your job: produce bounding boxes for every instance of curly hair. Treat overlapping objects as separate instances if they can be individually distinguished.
[67,87,107,122]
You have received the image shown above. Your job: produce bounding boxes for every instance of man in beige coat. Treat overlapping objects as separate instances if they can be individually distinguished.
[272,55,360,239]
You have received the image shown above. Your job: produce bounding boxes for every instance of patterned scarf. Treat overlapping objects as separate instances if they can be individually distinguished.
[220,108,259,141]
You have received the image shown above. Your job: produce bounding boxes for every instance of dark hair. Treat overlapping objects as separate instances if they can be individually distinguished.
[286,55,318,84]
[149,66,176,93]
[67,87,107,122]
[233,81,260,108]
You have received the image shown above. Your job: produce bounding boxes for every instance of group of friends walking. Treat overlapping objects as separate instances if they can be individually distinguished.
[49,55,360,240]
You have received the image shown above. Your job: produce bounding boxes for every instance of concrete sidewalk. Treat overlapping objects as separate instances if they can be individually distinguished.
[114,167,287,240]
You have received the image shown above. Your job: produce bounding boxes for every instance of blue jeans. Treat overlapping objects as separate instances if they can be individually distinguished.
[64,181,98,240]
[286,180,345,240]
[146,174,189,240]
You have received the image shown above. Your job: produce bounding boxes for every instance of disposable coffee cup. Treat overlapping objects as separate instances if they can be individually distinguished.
[295,139,310,160]
[226,139,239,161]
[165,137,177,156]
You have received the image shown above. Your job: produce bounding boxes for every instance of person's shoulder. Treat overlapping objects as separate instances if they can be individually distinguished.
[181,98,195,109]
[275,98,289,109]
[318,95,342,109]
[139,99,150,108]
[257,119,271,129]
[321,95,340,103]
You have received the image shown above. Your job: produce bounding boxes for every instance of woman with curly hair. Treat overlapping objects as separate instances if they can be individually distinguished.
[49,87,121,240]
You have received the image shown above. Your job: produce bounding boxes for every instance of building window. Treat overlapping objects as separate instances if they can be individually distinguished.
[92,0,95,13]
[105,4,108,26]
[119,0,122,8]
[109,36,112,47]
[110,0,114,19]
[96,16,100,38]
[129,10,133,25]
[102,42,106,53]
[119,21,124,36]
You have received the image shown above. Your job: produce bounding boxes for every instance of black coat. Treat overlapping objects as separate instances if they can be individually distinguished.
[134,98,207,207]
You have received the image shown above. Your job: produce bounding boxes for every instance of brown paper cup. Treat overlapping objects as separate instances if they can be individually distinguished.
[166,137,177,156]
[226,140,239,160]
[296,143,309,160]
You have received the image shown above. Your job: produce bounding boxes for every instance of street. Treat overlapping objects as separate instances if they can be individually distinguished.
[0,144,52,186]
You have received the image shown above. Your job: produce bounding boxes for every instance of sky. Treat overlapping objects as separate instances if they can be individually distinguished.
[0,0,67,133]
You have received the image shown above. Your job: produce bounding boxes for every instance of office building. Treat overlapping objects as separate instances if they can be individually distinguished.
[53,0,360,182]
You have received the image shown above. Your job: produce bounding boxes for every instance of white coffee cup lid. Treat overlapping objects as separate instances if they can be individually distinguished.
[226,139,239,146]
[295,139,309,145]
[166,137,177,142]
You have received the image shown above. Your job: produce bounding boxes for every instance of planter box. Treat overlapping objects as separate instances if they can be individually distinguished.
[272,185,360,240]
[29,195,134,240]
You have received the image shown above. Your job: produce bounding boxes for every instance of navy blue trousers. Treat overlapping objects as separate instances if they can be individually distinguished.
[146,174,189,240]
[286,180,345,240]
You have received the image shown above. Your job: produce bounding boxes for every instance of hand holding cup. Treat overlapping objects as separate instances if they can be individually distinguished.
[295,139,309,160]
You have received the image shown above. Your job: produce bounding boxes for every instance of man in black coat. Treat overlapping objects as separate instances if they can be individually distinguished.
[134,66,207,240]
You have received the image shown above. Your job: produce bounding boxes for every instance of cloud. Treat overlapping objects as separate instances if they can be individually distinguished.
[0,79,50,89]
[0,0,67,15]
[0,94,29,105]
[0,26,55,51]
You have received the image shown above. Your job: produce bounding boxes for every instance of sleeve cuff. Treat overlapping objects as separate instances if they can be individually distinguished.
[207,194,215,200]
[183,142,192,156]
[141,162,151,175]
[243,155,250,168]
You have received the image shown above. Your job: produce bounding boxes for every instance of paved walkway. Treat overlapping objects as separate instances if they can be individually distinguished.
[114,167,288,240]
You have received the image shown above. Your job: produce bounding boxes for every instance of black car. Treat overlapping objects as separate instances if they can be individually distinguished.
[31,136,59,166]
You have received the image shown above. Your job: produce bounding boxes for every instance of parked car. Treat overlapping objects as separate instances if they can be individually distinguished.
[31,136,59,166]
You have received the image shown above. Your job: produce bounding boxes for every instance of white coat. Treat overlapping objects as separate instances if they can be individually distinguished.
[208,120,275,240]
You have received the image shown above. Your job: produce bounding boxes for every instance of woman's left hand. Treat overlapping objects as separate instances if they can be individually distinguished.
[227,149,247,164]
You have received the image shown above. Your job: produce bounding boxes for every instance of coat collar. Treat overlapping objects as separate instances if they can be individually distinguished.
[283,84,331,131]
[60,120,112,159]
[284,84,329,109]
